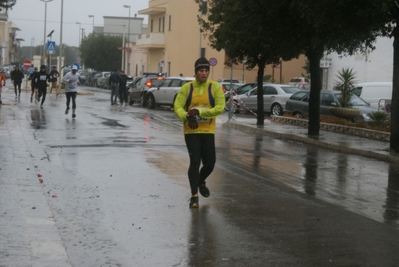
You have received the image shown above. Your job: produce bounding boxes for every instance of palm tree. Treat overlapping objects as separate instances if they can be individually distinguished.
[335,67,357,108]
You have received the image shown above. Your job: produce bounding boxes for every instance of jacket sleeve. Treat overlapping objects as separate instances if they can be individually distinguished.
[198,82,226,119]
[62,73,69,83]
[173,83,190,122]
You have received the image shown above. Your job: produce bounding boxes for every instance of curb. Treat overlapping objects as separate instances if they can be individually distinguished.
[223,121,399,164]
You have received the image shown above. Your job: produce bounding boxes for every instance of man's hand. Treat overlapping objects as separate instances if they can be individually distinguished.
[187,108,199,116]
[187,115,198,129]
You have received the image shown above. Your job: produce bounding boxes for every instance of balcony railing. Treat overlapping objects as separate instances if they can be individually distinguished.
[136,32,165,48]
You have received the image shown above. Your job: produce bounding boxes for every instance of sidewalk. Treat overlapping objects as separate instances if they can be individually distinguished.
[223,115,399,164]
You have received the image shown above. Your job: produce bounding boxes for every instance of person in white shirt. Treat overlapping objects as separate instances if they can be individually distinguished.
[62,65,80,118]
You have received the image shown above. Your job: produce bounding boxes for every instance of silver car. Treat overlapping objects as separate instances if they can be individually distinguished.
[145,76,195,109]
[233,83,299,115]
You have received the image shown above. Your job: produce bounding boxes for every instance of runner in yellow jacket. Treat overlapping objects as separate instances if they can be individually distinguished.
[174,57,225,208]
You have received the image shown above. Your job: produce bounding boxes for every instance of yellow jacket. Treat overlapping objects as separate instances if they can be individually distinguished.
[174,79,225,134]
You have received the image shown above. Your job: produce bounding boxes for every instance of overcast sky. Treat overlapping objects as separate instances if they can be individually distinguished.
[8,0,149,48]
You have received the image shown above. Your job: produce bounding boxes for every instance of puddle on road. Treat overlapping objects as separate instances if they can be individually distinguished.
[102,119,126,128]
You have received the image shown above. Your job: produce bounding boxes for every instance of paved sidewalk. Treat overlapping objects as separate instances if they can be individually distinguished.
[223,115,399,164]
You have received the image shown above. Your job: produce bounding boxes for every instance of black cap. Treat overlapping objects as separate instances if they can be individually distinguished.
[194,57,210,73]
[40,65,46,69]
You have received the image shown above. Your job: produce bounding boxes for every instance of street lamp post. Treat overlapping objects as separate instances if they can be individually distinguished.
[40,0,53,65]
[123,5,131,74]
[88,15,94,33]
[57,0,64,94]
[76,22,81,46]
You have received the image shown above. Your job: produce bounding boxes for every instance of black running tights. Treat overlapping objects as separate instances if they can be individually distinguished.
[184,134,216,195]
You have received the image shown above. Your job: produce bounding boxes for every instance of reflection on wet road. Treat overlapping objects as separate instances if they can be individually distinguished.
[2,86,399,266]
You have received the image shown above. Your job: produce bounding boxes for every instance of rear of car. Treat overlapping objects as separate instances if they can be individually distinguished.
[145,77,195,109]
[97,72,111,88]
[128,74,164,106]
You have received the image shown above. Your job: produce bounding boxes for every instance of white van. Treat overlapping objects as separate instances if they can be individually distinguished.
[352,82,392,109]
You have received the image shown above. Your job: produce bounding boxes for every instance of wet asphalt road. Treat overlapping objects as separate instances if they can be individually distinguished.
[1,84,399,266]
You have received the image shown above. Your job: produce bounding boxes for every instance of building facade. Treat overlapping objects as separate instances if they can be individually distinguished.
[324,37,393,89]
[135,0,306,83]
[0,8,22,66]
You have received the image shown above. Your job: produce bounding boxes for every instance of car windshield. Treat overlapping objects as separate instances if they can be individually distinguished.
[104,73,111,77]
[334,92,368,106]
[223,84,240,91]
[281,86,299,94]
[236,84,255,94]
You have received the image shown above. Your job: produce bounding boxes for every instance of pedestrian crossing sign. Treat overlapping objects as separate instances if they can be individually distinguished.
[46,41,56,54]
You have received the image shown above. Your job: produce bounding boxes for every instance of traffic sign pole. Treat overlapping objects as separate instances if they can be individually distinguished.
[208,57,217,80]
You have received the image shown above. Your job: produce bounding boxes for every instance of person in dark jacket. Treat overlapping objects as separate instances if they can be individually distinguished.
[28,67,38,103]
[11,65,24,98]
[49,65,60,95]
[33,65,51,107]
[119,70,128,106]
[108,70,122,105]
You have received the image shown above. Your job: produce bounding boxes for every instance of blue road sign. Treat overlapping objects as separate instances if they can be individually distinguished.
[46,41,56,54]
[70,63,81,71]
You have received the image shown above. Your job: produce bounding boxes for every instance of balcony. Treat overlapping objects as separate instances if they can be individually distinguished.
[0,13,7,22]
[136,32,165,49]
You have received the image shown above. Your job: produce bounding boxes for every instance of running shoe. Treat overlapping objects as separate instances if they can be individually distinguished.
[189,196,199,208]
[72,113,76,118]
[199,183,210,198]
[65,107,69,115]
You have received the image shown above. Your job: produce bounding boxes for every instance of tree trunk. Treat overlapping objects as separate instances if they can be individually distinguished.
[256,60,266,125]
[390,25,399,153]
[306,50,324,137]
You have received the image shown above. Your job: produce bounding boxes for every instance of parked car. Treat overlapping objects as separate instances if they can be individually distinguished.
[218,78,240,83]
[62,67,71,76]
[352,82,392,109]
[128,73,165,106]
[96,71,111,88]
[145,76,195,109]
[288,77,310,85]
[78,70,90,85]
[220,82,241,93]
[90,73,102,87]
[293,82,310,90]
[225,82,257,102]
[2,66,11,78]
[86,71,100,87]
[285,89,378,122]
[233,83,299,115]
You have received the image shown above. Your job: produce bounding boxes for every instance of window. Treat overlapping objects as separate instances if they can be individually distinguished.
[321,93,336,106]
[162,17,165,32]
[170,79,181,87]
[168,15,172,31]
[200,48,206,58]
[150,19,153,32]
[264,86,277,95]
[201,1,207,15]
[290,91,308,101]
[161,79,172,87]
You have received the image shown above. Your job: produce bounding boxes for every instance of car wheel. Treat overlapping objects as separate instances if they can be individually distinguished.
[128,94,134,105]
[140,93,146,107]
[146,94,156,109]
[271,103,283,116]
